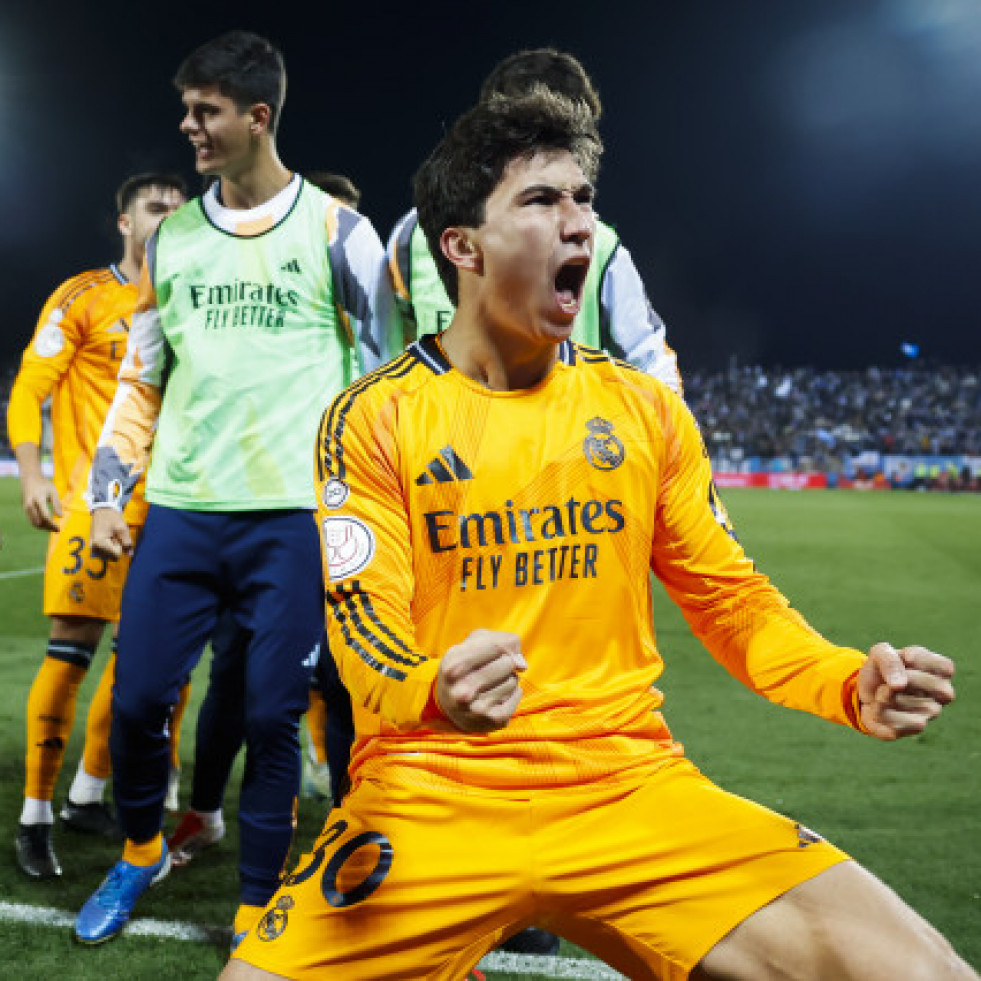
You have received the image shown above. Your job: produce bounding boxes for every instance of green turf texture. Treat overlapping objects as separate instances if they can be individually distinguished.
[0,479,978,977]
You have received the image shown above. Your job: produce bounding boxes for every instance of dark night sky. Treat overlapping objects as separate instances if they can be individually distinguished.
[2,0,980,373]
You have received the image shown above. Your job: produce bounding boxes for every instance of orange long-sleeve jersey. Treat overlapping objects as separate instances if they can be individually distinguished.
[6,265,146,519]
[317,335,868,792]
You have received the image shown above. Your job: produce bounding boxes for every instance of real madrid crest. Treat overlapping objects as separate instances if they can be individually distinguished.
[584,417,625,471]
[257,895,294,942]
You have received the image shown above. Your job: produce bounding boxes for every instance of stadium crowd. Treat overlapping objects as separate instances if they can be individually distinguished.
[6,359,981,489]
[685,362,981,486]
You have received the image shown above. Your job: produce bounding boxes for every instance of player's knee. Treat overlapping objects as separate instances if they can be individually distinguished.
[897,922,976,980]
[244,702,301,749]
[111,686,172,736]
[49,615,107,651]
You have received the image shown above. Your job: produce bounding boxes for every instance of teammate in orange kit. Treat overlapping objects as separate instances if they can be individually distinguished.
[7,173,185,878]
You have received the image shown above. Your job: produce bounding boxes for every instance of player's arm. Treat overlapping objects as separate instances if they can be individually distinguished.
[86,255,166,559]
[328,203,403,373]
[599,239,682,395]
[650,391,887,732]
[317,382,524,732]
[317,383,439,726]
[7,277,87,530]
[386,209,419,345]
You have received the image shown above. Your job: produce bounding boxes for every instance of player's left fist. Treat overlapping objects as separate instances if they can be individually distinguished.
[858,642,955,741]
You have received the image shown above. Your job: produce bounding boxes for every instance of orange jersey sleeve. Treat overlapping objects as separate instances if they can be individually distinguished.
[7,267,140,509]
[318,337,867,793]
[87,258,164,510]
[318,353,442,728]
[649,377,867,728]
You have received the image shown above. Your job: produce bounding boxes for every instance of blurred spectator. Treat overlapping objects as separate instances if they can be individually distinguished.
[4,358,980,491]
[686,363,981,477]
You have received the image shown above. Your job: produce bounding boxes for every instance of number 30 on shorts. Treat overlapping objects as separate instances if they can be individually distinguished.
[283,819,393,908]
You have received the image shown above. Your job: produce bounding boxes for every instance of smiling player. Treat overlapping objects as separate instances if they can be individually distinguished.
[75,30,397,946]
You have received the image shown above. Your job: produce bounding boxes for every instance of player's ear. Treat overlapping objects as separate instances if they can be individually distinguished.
[249,103,271,136]
[440,227,482,276]
[117,213,132,239]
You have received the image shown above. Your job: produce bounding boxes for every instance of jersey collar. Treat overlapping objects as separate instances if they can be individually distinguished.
[408,334,577,376]
[201,173,302,236]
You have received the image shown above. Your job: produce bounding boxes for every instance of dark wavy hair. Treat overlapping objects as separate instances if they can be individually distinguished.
[480,48,602,122]
[414,88,602,305]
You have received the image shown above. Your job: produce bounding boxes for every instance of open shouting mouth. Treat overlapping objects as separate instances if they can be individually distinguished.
[554,258,589,316]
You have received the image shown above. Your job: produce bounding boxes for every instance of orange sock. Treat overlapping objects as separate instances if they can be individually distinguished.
[24,654,87,800]
[81,652,115,780]
[169,680,192,771]
[123,833,164,867]
[305,687,328,765]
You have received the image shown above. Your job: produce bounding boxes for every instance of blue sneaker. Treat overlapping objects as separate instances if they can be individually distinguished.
[74,843,171,944]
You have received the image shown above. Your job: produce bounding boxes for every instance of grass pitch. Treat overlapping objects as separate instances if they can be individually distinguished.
[0,478,978,977]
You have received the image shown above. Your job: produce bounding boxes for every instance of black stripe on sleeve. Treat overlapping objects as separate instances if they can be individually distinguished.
[318,352,416,482]
[356,591,420,662]
[329,582,426,670]
[329,599,407,682]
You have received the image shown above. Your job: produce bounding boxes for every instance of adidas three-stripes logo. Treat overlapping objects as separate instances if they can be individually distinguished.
[416,445,473,485]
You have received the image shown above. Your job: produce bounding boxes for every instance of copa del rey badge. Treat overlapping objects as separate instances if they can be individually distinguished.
[322,516,375,581]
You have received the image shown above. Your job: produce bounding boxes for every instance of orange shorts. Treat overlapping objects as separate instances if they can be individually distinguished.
[232,758,848,980]
[43,508,139,621]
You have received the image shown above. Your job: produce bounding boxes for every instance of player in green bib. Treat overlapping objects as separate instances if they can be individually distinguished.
[76,31,398,946]
[389,48,682,399]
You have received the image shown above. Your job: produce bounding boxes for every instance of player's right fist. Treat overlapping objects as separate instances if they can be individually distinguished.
[436,629,526,734]
[90,507,133,562]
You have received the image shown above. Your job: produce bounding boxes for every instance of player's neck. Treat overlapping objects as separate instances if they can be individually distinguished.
[441,313,559,391]
[218,146,292,210]
[116,253,141,285]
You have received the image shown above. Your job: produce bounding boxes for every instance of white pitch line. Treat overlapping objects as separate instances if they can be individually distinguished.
[0,566,44,580]
[0,901,625,979]
[0,901,219,943]
[478,949,625,979]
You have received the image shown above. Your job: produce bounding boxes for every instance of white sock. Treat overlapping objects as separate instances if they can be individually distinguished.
[193,808,224,829]
[20,798,54,825]
[68,763,107,806]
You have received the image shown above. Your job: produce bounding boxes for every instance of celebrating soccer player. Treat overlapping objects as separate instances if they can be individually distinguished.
[389,51,682,956]
[225,90,975,980]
